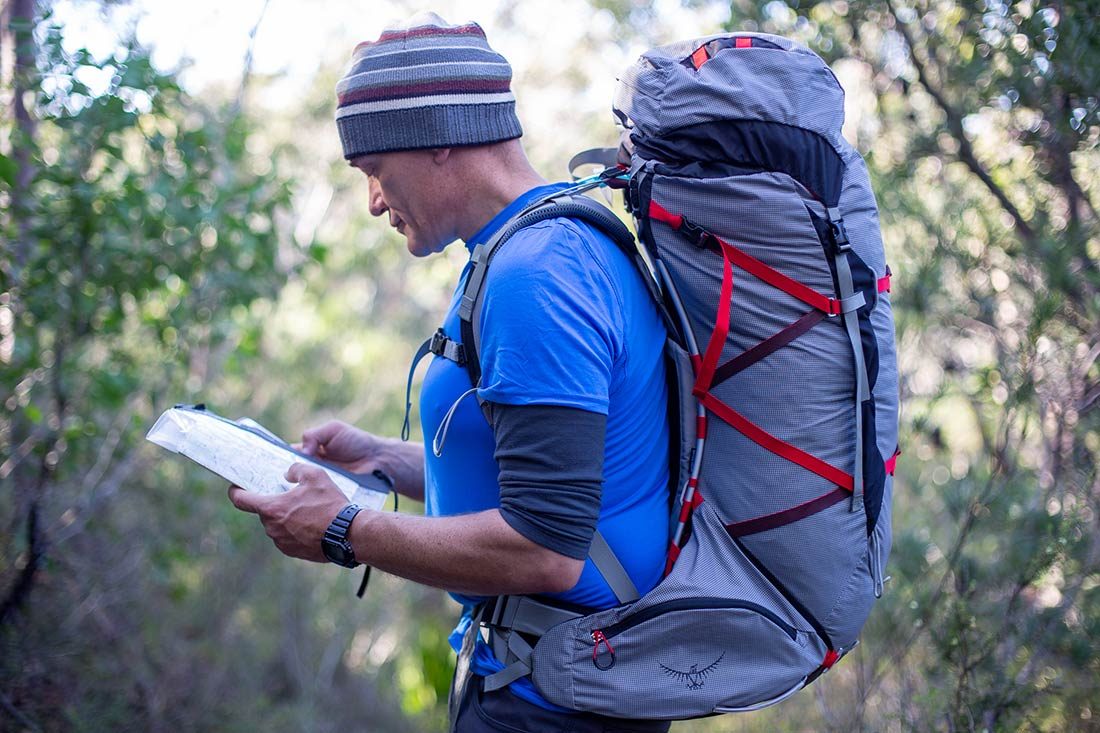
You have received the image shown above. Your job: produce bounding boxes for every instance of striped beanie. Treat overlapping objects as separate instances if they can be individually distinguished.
[336,14,523,159]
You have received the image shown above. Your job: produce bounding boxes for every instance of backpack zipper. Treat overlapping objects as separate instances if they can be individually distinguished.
[595,597,797,643]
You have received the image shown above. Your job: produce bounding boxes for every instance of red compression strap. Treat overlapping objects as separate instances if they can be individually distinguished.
[735,37,752,48]
[648,201,683,229]
[878,266,892,293]
[709,310,825,389]
[717,237,838,315]
[725,486,849,538]
[690,45,709,69]
[698,391,854,491]
[694,239,734,393]
[885,448,900,475]
[648,202,838,315]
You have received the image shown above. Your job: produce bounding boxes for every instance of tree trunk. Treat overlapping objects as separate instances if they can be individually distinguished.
[0,0,40,630]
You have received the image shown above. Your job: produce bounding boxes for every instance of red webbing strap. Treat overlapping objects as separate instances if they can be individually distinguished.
[709,310,825,389]
[735,36,752,49]
[885,447,900,475]
[648,201,839,315]
[694,237,734,393]
[725,486,848,538]
[697,391,855,491]
[648,201,683,229]
[690,45,709,69]
[878,265,892,293]
[717,237,839,315]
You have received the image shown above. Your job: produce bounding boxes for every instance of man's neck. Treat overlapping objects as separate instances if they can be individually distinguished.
[450,146,548,243]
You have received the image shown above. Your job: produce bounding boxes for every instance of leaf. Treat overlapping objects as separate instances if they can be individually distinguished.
[24,404,43,424]
[0,153,17,187]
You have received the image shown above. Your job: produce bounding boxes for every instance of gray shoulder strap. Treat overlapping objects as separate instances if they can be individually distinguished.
[589,530,640,604]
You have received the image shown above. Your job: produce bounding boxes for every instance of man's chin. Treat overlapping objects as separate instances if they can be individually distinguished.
[406,235,457,257]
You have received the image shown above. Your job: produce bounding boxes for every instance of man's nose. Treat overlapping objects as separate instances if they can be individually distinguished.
[367,178,387,217]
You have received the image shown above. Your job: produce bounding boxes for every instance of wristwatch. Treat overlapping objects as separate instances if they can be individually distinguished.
[321,503,363,568]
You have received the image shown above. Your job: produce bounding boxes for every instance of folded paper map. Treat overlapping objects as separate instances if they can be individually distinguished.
[146,405,390,510]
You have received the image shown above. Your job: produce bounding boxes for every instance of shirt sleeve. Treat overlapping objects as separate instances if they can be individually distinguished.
[490,402,605,560]
[474,218,626,413]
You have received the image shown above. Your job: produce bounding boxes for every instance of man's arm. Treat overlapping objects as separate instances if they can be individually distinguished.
[353,401,606,595]
[229,402,607,596]
[228,468,583,596]
[352,508,584,596]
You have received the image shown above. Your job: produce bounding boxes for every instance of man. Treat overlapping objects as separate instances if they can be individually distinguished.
[229,14,671,732]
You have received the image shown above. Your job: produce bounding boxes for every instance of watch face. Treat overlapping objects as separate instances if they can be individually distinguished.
[323,504,361,567]
[323,538,356,566]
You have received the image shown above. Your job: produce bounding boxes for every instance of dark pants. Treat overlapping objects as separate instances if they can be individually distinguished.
[452,676,673,733]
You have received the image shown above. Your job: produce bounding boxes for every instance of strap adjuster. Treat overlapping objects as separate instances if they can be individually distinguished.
[429,328,448,353]
[428,328,466,365]
[826,207,851,251]
[680,217,710,248]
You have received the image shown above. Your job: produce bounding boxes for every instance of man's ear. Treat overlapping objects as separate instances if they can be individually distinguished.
[431,148,452,165]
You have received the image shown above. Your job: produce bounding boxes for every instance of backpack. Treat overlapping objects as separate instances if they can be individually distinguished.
[417,31,899,719]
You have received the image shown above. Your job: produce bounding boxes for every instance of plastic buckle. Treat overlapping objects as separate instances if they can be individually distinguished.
[428,328,448,356]
[679,217,710,248]
[830,218,851,252]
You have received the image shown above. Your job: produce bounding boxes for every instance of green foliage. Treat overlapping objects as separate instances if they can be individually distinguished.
[1,13,453,733]
[0,17,361,733]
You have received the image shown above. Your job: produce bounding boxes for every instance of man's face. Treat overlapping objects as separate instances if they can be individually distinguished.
[350,150,455,257]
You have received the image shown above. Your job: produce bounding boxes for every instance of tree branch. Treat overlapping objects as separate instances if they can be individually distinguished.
[885,0,1036,244]
[232,0,270,115]
[0,486,41,627]
[0,687,42,733]
[5,0,37,274]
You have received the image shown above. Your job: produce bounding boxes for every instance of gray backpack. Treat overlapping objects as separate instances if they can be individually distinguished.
[423,32,899,719]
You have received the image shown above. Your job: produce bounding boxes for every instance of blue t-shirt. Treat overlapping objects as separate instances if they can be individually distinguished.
[419,183,669,708]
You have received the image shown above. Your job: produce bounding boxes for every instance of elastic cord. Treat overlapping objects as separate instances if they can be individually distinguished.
[432,387,480,457]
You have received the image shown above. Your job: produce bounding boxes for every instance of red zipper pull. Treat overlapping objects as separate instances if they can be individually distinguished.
[592,629,616,670]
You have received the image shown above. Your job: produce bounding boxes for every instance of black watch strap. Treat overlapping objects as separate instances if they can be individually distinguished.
[322,503,363,568]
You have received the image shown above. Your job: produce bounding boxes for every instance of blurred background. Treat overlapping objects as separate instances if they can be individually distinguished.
[1,1,1097,730]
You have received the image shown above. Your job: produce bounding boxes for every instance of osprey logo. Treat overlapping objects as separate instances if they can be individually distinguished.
[660,653,724,690]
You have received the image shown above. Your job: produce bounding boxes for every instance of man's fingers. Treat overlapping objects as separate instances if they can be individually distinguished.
[228,485,267,514]
[299,433,321,457]
[285,462,328,485]
[301,420,342,457]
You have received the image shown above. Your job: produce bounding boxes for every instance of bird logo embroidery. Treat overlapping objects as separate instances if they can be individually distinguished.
[660,653,724,690]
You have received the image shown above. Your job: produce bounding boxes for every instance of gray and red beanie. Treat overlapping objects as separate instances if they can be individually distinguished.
[335,14,523,159]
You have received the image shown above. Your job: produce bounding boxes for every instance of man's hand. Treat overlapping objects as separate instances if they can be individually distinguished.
[299,420,427,501]
[228,464,351,563]
[299,420,381,474]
